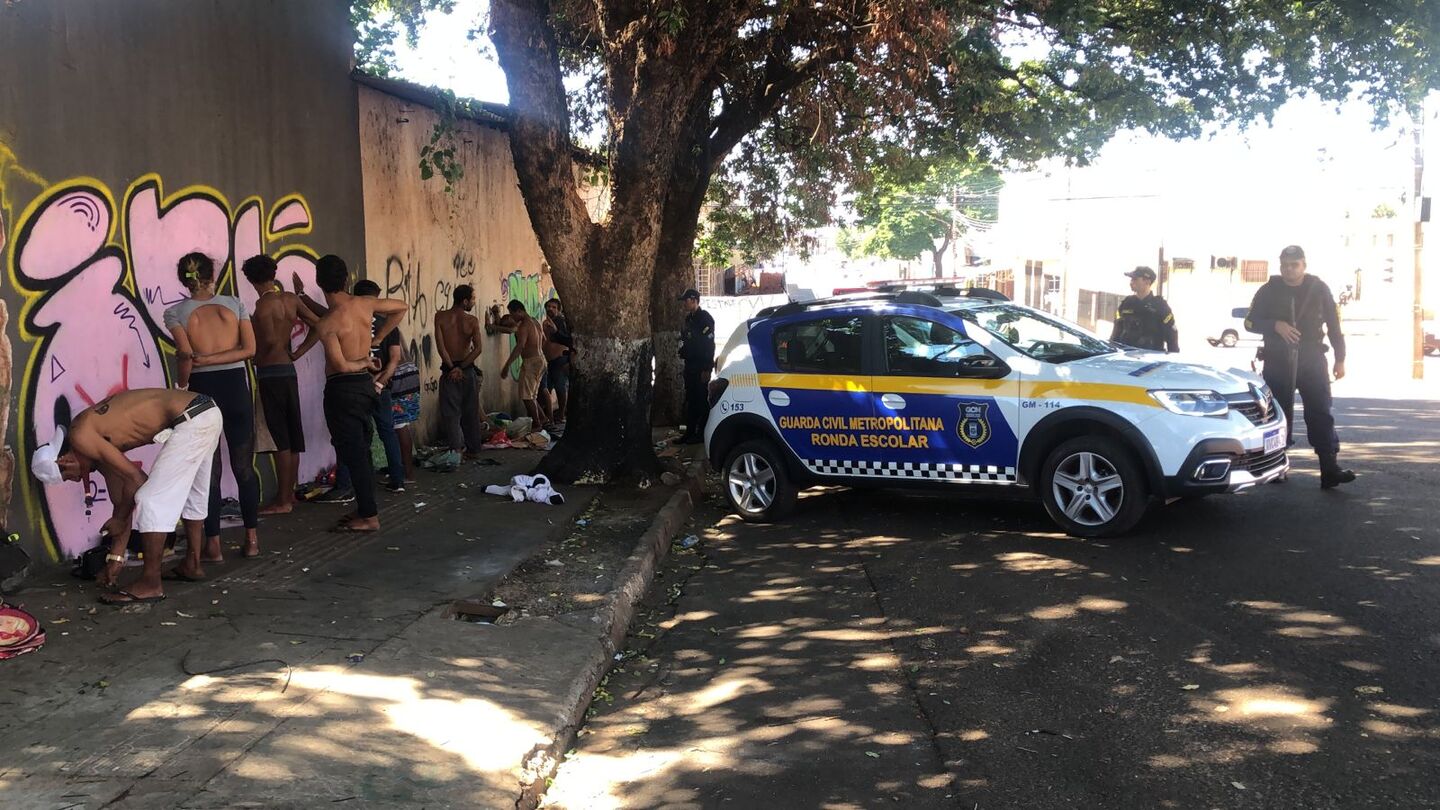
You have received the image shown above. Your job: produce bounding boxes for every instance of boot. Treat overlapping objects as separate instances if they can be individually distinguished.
[1319,454,1357,489]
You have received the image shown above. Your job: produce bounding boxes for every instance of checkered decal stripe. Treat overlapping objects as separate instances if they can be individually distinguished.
[804,459,1017,483]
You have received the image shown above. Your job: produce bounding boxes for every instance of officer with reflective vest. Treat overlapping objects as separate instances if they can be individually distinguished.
[1111,266,1180,352]
[1244,244,1356,489]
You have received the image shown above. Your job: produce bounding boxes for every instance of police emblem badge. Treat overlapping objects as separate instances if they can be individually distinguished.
[957,401,991,448]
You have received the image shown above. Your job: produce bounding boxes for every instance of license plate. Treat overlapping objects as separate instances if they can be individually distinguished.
[1263,428,1284,454]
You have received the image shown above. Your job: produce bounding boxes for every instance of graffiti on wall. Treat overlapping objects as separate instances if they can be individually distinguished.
[383,250,490,395]
[5,173,328,561]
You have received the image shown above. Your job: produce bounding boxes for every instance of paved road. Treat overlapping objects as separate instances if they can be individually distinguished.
[547,391,1440,809]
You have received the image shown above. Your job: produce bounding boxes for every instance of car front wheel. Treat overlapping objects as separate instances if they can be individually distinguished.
[723,439,796,522]
[1040,436,1149,537]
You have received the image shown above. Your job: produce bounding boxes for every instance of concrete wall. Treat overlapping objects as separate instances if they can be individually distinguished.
[357,84,555,443]
[0,0,366,563]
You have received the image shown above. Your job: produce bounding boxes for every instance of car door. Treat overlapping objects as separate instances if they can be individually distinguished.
[869,313,1022,484]
[756,312,874,476]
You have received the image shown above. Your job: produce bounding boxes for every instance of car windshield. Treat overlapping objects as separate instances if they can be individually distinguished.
[954,304,1117,363]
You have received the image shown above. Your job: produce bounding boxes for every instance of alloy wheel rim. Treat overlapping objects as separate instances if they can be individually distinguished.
[728,452,776,514]
[1051,451,1124,527]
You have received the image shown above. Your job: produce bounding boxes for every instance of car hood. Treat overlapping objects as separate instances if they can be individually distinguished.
[1060,351,1262,394]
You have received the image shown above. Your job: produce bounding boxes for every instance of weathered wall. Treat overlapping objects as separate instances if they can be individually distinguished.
[358,85,555,443]
[0,0,366,563]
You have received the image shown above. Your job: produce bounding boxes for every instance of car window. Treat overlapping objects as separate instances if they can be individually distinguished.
[956,304,1115,363]
[773,316,864,374]
[883,316,1003,377]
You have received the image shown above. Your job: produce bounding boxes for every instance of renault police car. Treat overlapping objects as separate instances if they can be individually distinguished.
[704,289,1288,537]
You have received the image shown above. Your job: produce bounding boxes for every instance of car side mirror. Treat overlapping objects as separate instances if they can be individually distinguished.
[956,360,1011,380]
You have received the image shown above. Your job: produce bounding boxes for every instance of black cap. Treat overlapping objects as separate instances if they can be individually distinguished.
[1125,266,1156,281]
[1280,245,1305,261]
[677,288,701,301]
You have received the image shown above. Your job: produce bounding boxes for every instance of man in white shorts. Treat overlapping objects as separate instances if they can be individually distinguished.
[31,389,223,605]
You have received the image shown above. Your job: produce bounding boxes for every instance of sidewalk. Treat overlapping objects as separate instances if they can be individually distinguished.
[0,449,614,809]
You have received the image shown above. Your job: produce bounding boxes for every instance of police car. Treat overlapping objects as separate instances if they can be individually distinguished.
[704,290,1288,537]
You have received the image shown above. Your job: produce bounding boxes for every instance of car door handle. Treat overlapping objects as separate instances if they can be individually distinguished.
[881,393,907,410]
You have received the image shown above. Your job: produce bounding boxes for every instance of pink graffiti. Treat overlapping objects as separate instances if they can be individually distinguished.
[16,188,166,558]
[12,178,333,560]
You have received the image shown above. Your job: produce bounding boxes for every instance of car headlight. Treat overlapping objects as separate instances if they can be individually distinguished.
[1150,390,1229,416]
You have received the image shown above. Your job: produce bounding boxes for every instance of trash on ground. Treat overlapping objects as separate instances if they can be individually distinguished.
[677,534,700,549]
[485,474,565,505]
[661,471,681,486]
[347,653,365,664]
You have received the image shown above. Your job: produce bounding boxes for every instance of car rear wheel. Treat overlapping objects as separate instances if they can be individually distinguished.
[723,439,796,522]
[1220,330,1238,348]
[1040,436,1149,537]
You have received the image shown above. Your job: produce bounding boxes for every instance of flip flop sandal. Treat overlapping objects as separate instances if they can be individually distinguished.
[163,569,206,582]
[99,590,166,606]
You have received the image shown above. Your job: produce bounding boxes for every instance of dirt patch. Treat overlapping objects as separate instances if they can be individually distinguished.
[485,483,674,623]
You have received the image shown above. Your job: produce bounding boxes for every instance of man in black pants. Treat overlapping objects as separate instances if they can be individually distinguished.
[1245,245,1357,489]
[312,255,407,532]
[675,288,716,445]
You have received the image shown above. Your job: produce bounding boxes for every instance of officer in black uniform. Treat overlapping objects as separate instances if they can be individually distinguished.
[1111,266,1180,352]
[1244,244,1356,489]
[675,288,716,445]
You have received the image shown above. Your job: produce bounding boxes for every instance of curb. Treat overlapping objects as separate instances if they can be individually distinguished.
[516,460,707,809]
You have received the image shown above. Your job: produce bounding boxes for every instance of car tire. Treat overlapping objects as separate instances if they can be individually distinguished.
[1040,436,1149,538]
[1220,330,1238,348]
[722,439,796,523]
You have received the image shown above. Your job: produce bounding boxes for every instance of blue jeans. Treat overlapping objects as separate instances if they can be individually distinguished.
[335,387,405,490]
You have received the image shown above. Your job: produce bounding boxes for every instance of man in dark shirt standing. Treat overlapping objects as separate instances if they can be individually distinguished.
[1111,266,1179,352]
[675,288,716,445]
[1245,245,1356,489]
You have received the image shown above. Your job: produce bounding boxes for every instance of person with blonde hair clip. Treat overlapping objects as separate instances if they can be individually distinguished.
[164,252,259,570]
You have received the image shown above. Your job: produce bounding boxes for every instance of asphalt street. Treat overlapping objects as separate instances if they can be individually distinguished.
[547,379,1440,809]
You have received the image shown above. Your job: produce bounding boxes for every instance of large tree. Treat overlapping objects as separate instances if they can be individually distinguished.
[369,0,1440,482]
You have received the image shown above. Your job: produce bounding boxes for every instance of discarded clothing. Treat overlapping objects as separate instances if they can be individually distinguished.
[484,474,565,505]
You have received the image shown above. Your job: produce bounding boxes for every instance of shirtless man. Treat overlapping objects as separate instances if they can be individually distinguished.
[435,284,485,457]
[501,299,548,428]
[541,298,574,425]
[241,255,320,514]
[31,389,223,605]
[311,255,407,532]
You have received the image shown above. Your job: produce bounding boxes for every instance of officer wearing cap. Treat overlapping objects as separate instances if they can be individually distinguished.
[675,288,715,445]
[1111,266,1180,352]
[1244,245,1356,488]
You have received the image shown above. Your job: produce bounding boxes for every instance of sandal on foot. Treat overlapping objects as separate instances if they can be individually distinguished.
[100,590,166,606]
[163,569,206,582]
[330,522,379,534]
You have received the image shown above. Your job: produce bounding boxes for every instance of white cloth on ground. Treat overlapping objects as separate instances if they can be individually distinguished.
[134,408,223,533]
[483,474,565,505]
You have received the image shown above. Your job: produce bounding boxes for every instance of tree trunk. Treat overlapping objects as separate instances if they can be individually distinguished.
[933,229,951,278]
[649,114,713,427]
[537,332,657,482]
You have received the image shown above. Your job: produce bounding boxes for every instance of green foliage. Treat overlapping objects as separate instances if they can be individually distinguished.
[417,88,472,194]
[1373,202,1399,219]
[350,0,454,77]
[842,158,1002,274]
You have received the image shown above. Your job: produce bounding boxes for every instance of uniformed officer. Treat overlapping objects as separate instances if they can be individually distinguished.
[1245,245,1356,489]
[675,288,716,445]
[1111,266,1180,352]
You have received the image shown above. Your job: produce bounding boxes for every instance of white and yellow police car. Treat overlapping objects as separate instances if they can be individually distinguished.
[704,290,1288,537]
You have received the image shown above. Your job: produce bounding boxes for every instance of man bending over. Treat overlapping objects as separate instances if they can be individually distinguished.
[31,389,224,605]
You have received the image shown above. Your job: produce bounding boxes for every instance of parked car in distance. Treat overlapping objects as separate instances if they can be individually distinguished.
[1206,307,1261,348]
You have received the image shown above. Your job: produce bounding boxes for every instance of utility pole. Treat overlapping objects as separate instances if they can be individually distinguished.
[1414,103,1426,380]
